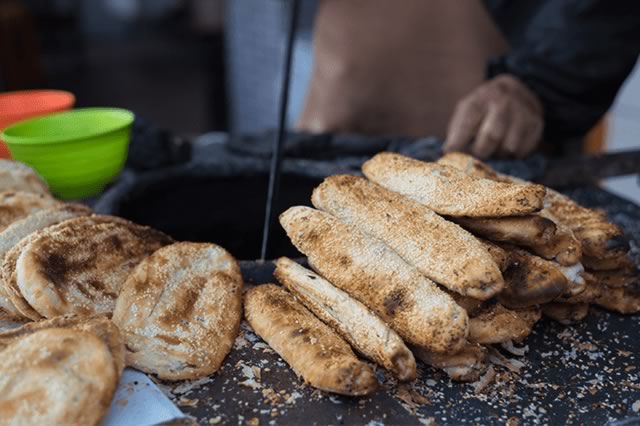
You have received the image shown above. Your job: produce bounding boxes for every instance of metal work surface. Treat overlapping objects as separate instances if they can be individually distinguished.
[160,187,640,426]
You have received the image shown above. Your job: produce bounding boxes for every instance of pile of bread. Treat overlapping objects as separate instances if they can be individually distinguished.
[0,160,244,425]
[245,152,639,396]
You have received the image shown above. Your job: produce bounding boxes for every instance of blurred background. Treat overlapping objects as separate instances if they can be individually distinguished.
[1,0,638,201]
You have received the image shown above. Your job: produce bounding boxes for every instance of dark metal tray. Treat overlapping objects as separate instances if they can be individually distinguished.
[168,187,640,425]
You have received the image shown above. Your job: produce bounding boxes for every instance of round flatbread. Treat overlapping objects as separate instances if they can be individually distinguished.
[113,242,243,380]
[14,215,173,318]
[0,159,49,196]
[0,328,117,426]
[0,191,58,233]
[0,204,92,319]
[0,315,125,376]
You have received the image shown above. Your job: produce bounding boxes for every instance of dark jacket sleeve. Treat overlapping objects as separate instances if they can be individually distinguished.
[487,0,640,143]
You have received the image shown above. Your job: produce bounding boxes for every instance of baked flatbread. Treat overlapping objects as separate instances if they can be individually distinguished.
[245,284,378,396]
[0,328,117,426]
[0,315,125,376]
[15,215,172,318]
[0,204,91,318]
[311,175,503,300]
[275,257,416,381]
[0,190,58,232]
[112,242,243,380]
[280,206,468,353]
[363,152,545,217]
[0,159,49,195]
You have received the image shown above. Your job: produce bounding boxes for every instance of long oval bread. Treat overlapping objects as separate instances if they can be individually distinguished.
[275,257,416,381]
[279,206,468,353]
[438,151,626,262]
[468,304,540,344]
[362,152,545,217]
[311,175,503,300]
[244,284,378,396]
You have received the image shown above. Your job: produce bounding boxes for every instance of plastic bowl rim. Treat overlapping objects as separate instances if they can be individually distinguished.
[1,107,135,145]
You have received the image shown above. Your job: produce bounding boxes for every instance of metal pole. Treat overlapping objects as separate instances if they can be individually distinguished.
[260,0,300,261]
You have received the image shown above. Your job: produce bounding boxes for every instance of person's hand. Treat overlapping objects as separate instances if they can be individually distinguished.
[444,74,544,159]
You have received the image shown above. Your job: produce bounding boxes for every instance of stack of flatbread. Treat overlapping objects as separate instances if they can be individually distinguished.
[245,151,639,392]
[0,161,244,424]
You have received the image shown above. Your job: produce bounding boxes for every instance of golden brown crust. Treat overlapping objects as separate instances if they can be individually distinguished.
[448,292,486,317]
[244,284,378,396]
[544,190,628,260]
[311,175,503,300]
[582,253,636,271]
[413,342,488,382]
[2,230,43,320]
[275,257,416,381]
[0,315,125,376]
[593,282,640,314]
[0,159,49,195]
[468,304,540,344]
[15,215,172,318]
[0,205,92,319]
[453,214,556,246]
[541,302,590,325]
[555,272,602,304]
[112,242,243,381]
[0,328,117,426]
[496,246,571,309]
[363,152,546,217]
[438,152,628,262]
[589,268,639,289]
[0,191,59,233]
[280,206,468,353]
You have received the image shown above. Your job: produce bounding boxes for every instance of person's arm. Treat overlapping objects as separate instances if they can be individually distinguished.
[446,0,640,158]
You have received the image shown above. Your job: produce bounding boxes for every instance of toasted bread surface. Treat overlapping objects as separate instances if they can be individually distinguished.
[112,242,243,380]
[311,175,503,300]
[275,257,416,381]
[363,152,545,217]
[0,191,58,232]
[0,160,49,195]
[0,315,125,375]
[280,206,468,353]
[413,342,488,382]
[468,304,540,344]
[0,205,91,318]
[245,284,378,396]
[0,328,117,426]
[15,215,172,318]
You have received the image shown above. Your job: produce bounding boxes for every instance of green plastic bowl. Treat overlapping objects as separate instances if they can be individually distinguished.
[0,108,134,199]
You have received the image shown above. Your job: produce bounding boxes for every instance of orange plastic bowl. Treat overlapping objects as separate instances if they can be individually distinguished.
[0,90,76,158]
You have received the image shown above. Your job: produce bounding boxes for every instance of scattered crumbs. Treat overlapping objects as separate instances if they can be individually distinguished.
[246,417,260,426]
[178,397,199,408]
[506,417,519,426]
[633,400,640,413]
[285,391,302,405]
[208,416,222,425]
